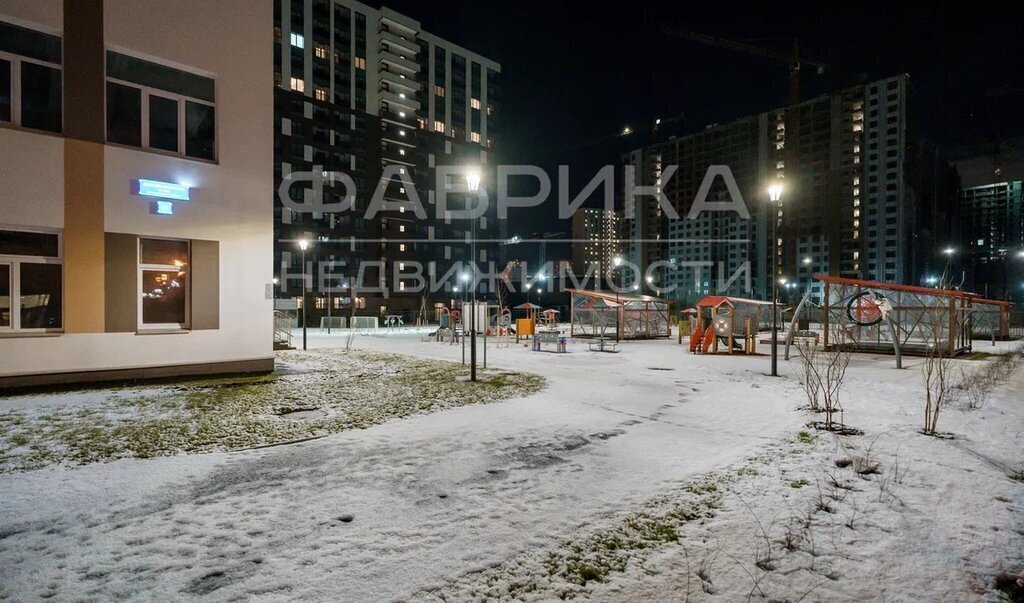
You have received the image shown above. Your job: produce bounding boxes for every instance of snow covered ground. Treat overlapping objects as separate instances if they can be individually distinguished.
[1,329,1021,601]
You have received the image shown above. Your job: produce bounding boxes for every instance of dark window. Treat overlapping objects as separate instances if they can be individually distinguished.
[149,94,179,152]
[0,21,62,64]
[107,51,214,102]
[141,270,186,325]
[185,101,215,160]
[19,263,62,329]
[0,230,59,256]
[140,238,188,266]
[0,58,10,122]
[107,82,142,146]
[20,62,61,132]
[0,264,9,327]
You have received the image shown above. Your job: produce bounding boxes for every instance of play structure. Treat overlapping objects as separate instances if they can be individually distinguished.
[815,275,1013,359]
[532,331,568,353]
[568,289,670,340]
[514,302,540,342]
[688,295,774,354]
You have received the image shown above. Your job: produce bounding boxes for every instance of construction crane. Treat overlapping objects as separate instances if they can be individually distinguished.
[661,26,829,106]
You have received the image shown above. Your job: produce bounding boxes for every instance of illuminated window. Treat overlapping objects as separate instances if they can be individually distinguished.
[399,224,405,232]
[314,44,329,59]
[434,84,445,97]
[138,238,189,329]
[399,243,406,251]
[470,131,480,143]
[354,57,366,69]
[315,87,328,101]
[470,98,481,109]
[290,77,304,92]
[290,33,304,48]
[433,120,445,133]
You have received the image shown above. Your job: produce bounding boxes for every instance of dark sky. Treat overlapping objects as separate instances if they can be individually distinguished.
[385,0,1024,245]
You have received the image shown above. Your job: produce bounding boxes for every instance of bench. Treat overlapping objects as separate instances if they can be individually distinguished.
[588,337,618,353]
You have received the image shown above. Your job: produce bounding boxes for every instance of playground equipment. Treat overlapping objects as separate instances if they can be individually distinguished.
[489,305,513,348]
[514,302,540,342]
[815,274,1013,362]
[568,289,670,340]
[688,295,773,354]
[540,308,559,328]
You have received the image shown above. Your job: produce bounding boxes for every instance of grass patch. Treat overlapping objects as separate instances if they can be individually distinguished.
[0,350,545,473]
[796,430,818,444]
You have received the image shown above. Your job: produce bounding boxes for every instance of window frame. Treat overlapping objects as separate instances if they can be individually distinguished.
[0,226,63,333]
[137,237,191,331]
[0,49,63,134]
[105,76,216,162]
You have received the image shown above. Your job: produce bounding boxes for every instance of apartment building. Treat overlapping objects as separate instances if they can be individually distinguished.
[959,180,1024,300]
[0,0,273,387]
[273,0,500,322]
[623,74,958,306]
[571,208,621,277]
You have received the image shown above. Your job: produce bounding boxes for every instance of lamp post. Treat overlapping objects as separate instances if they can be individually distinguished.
[298,238,310,350]
[466,168,481,382]
[768,183,783,377]
[613,255,623,342]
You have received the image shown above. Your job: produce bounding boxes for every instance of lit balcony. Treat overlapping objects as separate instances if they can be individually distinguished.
[379,89,420,111]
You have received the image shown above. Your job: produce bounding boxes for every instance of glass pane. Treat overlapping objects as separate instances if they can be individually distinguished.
[20,263,62,329]
[185,101,215,160]
[140,238,188,266]
[148,94,178,152]
[0,230,59,257]
[142,269,186,325]
[0,21,62,65]
[0,59,10,123]
[20,62,62,133]
[0,264,10,327]
[107,82,141,146]
[106,51,214,102]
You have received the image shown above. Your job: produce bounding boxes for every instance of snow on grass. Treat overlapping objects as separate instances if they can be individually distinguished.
[0,350,545,473]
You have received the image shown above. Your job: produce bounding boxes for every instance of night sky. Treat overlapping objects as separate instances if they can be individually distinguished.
[385,1,1024,251]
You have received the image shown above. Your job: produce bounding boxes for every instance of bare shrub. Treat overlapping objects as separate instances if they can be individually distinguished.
[921,293,956,435]
[796,318,852,430]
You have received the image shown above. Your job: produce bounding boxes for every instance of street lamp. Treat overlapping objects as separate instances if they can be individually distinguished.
[613,255,623,342]
[466,168,481,382]
[767,182,783,377]
[298,238,310,350]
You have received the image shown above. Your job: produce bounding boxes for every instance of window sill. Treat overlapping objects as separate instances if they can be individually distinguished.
[0,331,63,338]
[104,140,219,165]
[135,329,191,335]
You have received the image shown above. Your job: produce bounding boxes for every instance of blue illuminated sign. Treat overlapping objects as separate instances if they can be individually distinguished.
[154,201,175,215]
[137,179,190,201]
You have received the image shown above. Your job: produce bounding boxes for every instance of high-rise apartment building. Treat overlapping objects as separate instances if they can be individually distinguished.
[273,0,500,322]
[959,180,1024,300]
[623,74,958,305]
[571,208,621,277]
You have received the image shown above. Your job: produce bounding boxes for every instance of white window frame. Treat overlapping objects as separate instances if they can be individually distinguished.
[0,50,63,132]
[0,226,64,333]
[105,76,217,162]
[137,237,191,331]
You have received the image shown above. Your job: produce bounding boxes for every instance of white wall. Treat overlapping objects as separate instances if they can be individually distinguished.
[0,129,64,229]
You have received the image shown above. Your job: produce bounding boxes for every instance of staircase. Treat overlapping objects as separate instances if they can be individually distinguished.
[273,310,294,350]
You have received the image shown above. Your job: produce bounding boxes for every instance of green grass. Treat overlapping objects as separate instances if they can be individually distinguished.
[0,350,545,473]
[796,430,818,445]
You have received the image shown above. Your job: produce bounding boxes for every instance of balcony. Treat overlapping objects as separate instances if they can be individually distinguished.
[382,143,416,166]
[379,29,418,56]
[379,89,420,111]
[380,70,421,93]
[379,52,419,74]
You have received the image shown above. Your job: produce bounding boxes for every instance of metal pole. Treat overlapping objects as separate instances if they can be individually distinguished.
[301,247,308,351]
[771,202,778,376]
[327,277,332,335]
[471,218,477,382]
[615,269,621,343]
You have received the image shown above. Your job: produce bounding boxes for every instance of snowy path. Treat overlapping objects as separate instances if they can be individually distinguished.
[0,335,800,600]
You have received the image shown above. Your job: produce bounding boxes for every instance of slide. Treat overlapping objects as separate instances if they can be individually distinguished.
[701,326,715,354]
[689,324,703,352]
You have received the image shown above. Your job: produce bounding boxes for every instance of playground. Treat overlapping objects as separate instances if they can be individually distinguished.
[1,321,1022,601]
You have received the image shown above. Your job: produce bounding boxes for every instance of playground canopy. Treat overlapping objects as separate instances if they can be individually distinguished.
[568,289,670,340]
[694,295,776,334]
[815,274,1013,356]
